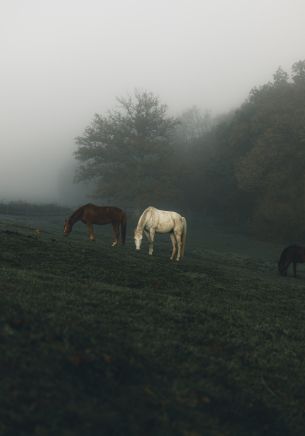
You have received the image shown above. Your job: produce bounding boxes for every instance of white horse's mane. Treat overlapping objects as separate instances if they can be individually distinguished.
[136,207,152,230]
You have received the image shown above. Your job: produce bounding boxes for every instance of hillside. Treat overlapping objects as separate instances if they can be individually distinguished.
[0,215,304,435]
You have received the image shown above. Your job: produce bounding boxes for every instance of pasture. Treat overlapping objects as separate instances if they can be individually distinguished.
[0,211,305,435]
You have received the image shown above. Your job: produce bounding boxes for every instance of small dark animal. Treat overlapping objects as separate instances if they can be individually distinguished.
[278,245,305,277]
[64,203,127,245]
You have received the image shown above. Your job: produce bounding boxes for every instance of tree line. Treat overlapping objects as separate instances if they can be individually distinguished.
[74,60,305,241]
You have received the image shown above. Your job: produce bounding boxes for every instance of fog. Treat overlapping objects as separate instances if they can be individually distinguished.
[0,0,304,204]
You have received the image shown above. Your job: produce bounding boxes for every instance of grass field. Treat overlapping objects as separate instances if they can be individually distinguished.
[0,212,304,435]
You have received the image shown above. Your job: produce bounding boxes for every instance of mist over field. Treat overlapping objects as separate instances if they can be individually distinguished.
[1,0,305,205]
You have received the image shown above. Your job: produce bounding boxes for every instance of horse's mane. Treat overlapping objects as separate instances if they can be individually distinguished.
[68,204,91,222]
[137,207,154,229]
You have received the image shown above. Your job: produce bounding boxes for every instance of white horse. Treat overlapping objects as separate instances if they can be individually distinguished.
[134,206,187,261]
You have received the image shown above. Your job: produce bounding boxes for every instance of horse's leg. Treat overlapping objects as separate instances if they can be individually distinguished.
[174,230,182,261]
[144,229,150,242]
[283,263,288,276]
[169,232,177,260]
[293,262,297,277]
[144,229,153,255]
[111,223,119,247]
[284,260,291,276]
[148,229,155,255]
[144,230,153,255]
[87,223,95,241]
[115,223,120,246]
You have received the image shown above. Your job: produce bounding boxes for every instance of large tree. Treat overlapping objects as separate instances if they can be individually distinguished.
[74,91,179,208]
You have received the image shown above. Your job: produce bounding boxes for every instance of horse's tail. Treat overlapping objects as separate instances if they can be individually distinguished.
[121,211,127,245]
[181,217,187,258]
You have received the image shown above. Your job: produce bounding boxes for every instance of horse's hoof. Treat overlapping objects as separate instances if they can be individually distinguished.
[112,242,118,247]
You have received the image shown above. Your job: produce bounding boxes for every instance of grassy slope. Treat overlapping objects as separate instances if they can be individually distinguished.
[0,217,304,436]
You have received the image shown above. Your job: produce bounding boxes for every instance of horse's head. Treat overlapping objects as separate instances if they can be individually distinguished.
[134,229,143,250]
[64,219,72,236]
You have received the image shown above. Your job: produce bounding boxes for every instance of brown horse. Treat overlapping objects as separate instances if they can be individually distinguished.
[64,203,127,245]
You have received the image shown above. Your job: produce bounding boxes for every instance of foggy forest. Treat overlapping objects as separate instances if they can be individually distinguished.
[73,60,305,242]
[2,61,305,242]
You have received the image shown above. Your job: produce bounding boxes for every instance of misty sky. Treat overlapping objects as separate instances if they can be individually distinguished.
[1,0,304,204]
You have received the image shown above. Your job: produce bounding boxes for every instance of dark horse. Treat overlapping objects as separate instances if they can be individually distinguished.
[278,245,305,277]
[64,203,127,245]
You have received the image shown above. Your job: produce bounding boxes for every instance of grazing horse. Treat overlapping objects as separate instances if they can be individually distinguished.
[134,206,187,261]
[278,245,305,277]
[64,203,127,245]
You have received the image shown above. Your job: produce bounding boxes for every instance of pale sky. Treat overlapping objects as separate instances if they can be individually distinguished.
[0,0,304,203]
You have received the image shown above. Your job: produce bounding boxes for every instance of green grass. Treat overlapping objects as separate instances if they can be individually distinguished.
[0,215,304,435]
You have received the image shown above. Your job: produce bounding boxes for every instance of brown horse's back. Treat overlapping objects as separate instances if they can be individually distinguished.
[81,204,125,225]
